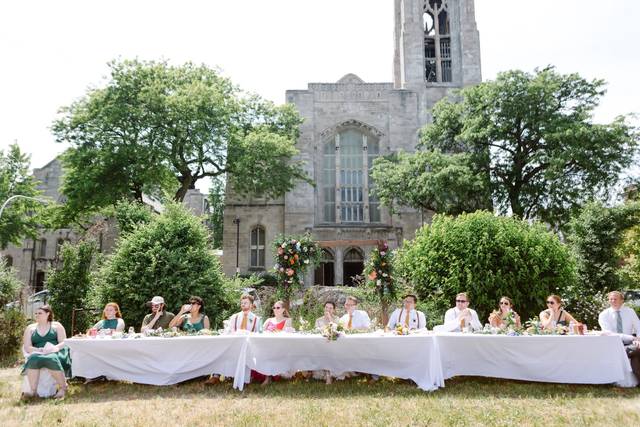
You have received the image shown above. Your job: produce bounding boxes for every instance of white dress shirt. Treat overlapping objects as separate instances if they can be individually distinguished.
[386,308,427,330]
[598,306,640,342]
[339,310,371,330]
[435,307,482,332]
[227,311,262,333]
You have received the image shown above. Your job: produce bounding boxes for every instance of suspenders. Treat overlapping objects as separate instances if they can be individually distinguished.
[397,309,422,329]
[233,313,258,331]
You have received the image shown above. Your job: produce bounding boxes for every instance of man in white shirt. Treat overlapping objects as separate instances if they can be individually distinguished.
[227,294,262,333]
[435,292,482,332]
[387,294,427,330]
[340,296,370,330]
[598,291,640,382]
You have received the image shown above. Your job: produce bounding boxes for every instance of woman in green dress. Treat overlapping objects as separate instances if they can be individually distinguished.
[168,296,210,332]
[22,305,71,399]
[92,302,125,332]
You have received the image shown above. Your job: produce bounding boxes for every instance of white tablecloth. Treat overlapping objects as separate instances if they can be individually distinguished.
[65,335,248,386]
[435,333,633,385]
[244,333,444,392]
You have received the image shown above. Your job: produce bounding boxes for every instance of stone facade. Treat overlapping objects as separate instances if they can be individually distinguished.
[223,0,482,286]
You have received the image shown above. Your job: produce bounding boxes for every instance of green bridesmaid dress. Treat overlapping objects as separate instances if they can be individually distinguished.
[181,314,205,332]
[96,318,119,330]
[22,324,72,377]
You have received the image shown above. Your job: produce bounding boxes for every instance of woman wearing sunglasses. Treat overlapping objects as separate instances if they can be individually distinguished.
[263,300,293,332]
[488,296,522,329]
[539,295,578,329]
[168,296,210,332]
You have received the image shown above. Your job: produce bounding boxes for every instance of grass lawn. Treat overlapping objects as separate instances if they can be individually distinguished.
[1,366,639,427]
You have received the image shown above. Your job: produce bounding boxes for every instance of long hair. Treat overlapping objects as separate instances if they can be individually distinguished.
[102,302,122,319]
[272,300,290,318]
[39,305,54,322]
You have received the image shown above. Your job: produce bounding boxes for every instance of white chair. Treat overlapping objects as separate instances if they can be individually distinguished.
[21,350,58,397]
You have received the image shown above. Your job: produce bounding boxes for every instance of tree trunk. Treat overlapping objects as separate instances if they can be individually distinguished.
[381,300,389,328]
[174,174,194,202]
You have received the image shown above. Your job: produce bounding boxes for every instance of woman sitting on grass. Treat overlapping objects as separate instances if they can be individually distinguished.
[21,305,71,399]
[92,302,125,332]
[488,297,522,329]
[169,296,210,332]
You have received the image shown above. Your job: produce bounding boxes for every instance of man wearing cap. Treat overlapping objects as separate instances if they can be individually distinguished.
[141,296,175,331]
[387,294,427,330]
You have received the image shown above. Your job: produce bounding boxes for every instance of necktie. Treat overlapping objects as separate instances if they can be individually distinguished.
[240,313,248,330]
[404,311,410,328]
[616,310,623,334]
[348,314,353,330]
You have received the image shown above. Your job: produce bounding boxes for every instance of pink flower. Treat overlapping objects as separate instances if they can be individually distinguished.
[286,268,295,277]
[277,247,284,255]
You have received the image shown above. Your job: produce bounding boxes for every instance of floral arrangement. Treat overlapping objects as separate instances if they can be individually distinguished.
[363,241,396,325]
[394,324,410,336]
[321,322,344,341]
[273,234,321,303]
[143,327,219,338]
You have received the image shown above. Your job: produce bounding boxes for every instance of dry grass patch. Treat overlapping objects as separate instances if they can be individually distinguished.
[1,367,639,426]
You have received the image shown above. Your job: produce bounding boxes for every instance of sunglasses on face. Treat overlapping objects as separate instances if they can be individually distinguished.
[273,306,283,310]
[546,301,556,305]
[455,300,468,303]
[500,302,510,306]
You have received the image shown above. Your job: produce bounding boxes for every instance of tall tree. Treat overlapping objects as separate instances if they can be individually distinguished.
[52,59,309,221]
[421,66,638,228]
[0,144,42,248]
[371,149,490,217]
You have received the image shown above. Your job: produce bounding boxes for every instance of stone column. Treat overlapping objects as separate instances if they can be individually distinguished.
[334,247,344,286]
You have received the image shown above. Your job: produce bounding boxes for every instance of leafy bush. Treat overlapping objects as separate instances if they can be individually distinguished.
[0,259,21,307]
[567,201,640,293]
[396,211,578,323]
[46,240,97,334]
[92,203,228,329]
[0,308,27,365]
[111,199,155,235]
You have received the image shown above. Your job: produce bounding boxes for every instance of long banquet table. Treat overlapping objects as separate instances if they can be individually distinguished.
[65,332,636,391]
[65,335,248,386]
[245,333,444,392]
[436,333,634,385]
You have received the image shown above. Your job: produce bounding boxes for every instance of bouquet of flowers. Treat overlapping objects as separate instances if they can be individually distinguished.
[321,322,344,341]
[394,324,410,336]
[364,241,396,305]
[273,234,321,302]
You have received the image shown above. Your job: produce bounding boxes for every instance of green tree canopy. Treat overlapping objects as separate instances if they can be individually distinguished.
[0,144,43,248]
[420,66,638,228]
[92,203,228,329]
[52,59,310,223]
[396,211,578,324]
[371,150,490,216]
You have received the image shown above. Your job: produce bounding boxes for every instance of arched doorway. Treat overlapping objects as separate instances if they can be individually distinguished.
[314,249,335,287]
[343,247,364,286]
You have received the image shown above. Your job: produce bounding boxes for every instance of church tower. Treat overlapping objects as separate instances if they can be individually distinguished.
[222,1,482,285]
[394,0,481,120]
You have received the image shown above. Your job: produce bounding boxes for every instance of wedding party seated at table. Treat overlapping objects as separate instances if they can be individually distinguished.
[92,303,125,333]
[598,291,640,381]
[263,300,293,332]
[141,296,175,332]
[168,296,210,332]
[21,305,71,399]
[488,296,522,329]
[315,301,338,329]
[340,296,371,330]
[539,295,579,330]
[435,292,482,332]
[387,294,427,330]
[227,294,262,332]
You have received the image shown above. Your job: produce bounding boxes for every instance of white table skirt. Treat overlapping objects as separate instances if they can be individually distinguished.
[244,332,444,392]
[65,335,248,386]
[435,333,633,385]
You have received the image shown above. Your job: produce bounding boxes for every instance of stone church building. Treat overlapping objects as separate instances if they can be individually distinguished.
[224,0,482,286]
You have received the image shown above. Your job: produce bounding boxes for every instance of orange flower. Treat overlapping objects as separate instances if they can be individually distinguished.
[290,258,295,265]
[368,270,377,280]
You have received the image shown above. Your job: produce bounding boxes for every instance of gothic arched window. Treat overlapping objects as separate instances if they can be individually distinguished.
[249,226,266,269]
[321,126,382,223]
[424,0,452,83]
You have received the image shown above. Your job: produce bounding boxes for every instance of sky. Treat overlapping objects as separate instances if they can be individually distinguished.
[1,0,639,190]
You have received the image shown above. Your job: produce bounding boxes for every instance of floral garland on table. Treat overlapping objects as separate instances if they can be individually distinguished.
[143,328,219,338]
[320,322,344,341]
[363,241,396,321]
[273,234,321,303]
[475,316,573,336]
